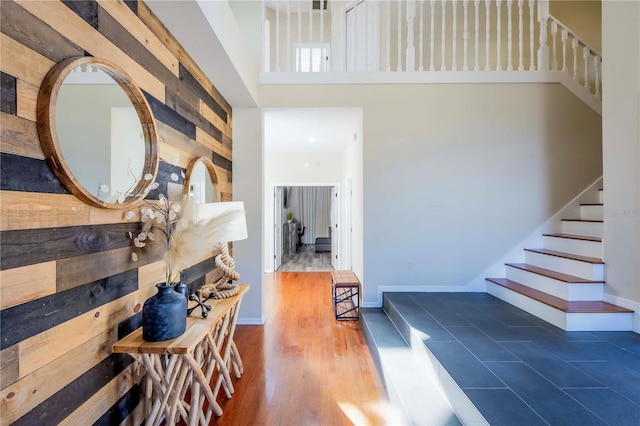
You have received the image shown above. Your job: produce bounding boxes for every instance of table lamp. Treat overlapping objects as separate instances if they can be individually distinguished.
[195,202,248,299]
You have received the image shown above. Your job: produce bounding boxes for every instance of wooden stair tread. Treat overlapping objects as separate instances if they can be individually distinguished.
[542,233,602,242]
[524,248,604,264]
[580,203,603,206]
[505,263,604,283]
[487,278,634,313]
[561,219,603,223]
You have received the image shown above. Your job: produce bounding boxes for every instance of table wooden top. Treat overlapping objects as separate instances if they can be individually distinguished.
[113,284,249,355]
[331,270,360,287]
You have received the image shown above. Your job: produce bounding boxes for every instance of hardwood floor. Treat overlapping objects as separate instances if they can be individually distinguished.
[209,272,398,425]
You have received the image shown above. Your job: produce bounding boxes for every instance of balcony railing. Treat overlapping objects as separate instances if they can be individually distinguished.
[262,0,601,99]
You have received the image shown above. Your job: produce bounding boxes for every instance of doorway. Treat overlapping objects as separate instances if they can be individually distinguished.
[263,107,363,278]
[274,185,337,272]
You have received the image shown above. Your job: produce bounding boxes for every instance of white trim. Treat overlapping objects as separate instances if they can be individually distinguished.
[602,293,640,333]
[261,70,560,84]
[237,317,266,325]
[366,285,483,308]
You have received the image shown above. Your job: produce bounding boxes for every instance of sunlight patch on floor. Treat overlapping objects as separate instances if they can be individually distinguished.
[338,400,406,426]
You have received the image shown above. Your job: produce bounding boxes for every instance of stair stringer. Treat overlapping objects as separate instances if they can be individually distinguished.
[466,177,603,291]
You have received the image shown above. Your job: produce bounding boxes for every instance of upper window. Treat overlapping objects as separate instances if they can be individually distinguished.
[295,43,331,72]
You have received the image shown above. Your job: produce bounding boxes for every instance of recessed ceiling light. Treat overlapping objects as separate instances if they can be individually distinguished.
[309,137,317,143]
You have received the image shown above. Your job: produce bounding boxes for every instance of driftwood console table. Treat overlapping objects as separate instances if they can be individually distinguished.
[113,284,249,426]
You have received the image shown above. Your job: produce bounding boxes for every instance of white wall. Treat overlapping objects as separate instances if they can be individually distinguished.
[550,0,601,53]
[232,108,265,323]
[341,113,364,281]
[259,83,603,305]
[266,152,343,182]
[602,2,640,308]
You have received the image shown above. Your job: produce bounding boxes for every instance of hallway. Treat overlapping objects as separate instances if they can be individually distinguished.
[277,245,333,272]
[209,272,400,425]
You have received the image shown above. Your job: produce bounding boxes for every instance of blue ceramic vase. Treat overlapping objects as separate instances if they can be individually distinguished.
[174,282,189,299]
[142,283,187,342]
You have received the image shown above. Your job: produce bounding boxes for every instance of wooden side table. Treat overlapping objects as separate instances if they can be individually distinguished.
[113,284,249,426]
[331,271,361,320]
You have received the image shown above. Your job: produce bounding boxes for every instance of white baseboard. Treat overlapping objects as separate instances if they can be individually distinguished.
[603,293,640,333]
[237,317,266,325]
[368,285,482,308]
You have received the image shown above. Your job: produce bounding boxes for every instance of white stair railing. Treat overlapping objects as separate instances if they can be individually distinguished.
[263,0,601,98]
[547,15,602,98]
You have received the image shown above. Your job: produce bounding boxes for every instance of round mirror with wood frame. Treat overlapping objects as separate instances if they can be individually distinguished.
[37,56,159,209]
[183,157,219,203]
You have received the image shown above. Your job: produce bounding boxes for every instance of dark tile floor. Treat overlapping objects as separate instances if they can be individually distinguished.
[382,292,640,426]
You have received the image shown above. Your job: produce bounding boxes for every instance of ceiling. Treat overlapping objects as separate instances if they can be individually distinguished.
[264,108,361,153]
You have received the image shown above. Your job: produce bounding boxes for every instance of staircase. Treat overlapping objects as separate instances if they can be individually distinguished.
[486,189,634,331]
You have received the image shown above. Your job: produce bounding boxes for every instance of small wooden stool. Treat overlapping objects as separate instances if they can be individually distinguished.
[331,270,361,320]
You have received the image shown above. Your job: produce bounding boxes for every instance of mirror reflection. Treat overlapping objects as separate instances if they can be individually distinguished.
[185,157,218,203]
[56,66,146,203]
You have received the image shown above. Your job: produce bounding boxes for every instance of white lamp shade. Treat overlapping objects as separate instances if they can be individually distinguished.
[195,201,248,242]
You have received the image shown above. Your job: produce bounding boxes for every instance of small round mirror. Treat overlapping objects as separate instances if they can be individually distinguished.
[183,157,218,203]
[37,57,159,208]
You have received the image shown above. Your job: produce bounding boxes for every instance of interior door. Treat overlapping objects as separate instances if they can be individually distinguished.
[330,186,339,269]
[274,186,283,271]
[345,0,380,71]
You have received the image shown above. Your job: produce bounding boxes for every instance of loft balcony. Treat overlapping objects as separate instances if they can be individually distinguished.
[260,0,601,111]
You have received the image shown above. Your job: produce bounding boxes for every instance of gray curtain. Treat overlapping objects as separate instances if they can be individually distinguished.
[288,186,331,244]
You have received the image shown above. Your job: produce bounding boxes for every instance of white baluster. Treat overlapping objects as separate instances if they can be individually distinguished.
[286,2,291,71]
[485,0,491,71]
[572,38,579,79]
[387,0,391,71]
[551,21,558,71]
[496,0,502,71]
[419,0,425,71]
[364,1,370,71]
[309,6,313,72]
[507,0,513,71]
[298,1,302,71]
[275,1,280,72]
[441,0,447,70]
[474,0,480,71]
[463,0,469,71]
[583,47,590,90]
[537,0,549,71]
[320,0,325,55]
[517,0,524,70]
[561,29,568,72]
[407,0,416,71]
[398,0,403,71]
[528,0,534,70]
[430,0,435,70]
[452,0,458,71]
[594,55,601,98]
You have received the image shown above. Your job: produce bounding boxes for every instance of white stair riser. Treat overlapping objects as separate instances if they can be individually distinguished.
[505,267,603,301]
[580,205,603,221]
[543,236,602,258]
[524,251,604,281]
[487,281,633,331]
[598,191,604,204]
[561,221,603,238]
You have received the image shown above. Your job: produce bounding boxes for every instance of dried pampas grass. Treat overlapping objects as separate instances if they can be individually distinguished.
[127,196,236,285]
[165,205,235,284]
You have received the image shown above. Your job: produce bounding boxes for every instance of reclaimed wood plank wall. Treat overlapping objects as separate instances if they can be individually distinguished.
[0,0,233,423]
